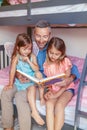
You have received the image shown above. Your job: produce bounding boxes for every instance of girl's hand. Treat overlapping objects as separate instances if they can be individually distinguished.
[44,87,66,100]
[44,91,50,100]
[46,85,52,91]
[48,91,58,99]
[4,85,13,91]
[22,57,29,63]
[44,91,55,100]
[46,85,59,93]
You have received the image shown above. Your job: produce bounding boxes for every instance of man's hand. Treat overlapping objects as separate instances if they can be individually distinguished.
[15,71,30,83]
[54,75,75,87]
[44,91,58,100]
[22,57,29,63]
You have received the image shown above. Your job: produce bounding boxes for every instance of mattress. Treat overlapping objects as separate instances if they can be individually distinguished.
[0,66,10,86]
[36,98,87,130]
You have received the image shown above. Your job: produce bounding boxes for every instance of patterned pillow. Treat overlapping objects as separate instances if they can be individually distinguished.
[7,0,27,5]
[4,42,14,58]
[69,55,84,74]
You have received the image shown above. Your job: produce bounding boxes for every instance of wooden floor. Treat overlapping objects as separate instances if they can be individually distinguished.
[62,124,82,130]
[31,114,82,130]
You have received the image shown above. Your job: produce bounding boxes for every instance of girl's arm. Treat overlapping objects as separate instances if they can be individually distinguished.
[44,87,66,100]
[9,56,18,85]
[29,53,39,71]
[4,56,18,90]
[23,53,39,71]
[39,87,46,105]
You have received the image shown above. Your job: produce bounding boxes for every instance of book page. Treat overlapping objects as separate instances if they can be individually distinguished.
[39,73,66,85]
[16,70,66,86]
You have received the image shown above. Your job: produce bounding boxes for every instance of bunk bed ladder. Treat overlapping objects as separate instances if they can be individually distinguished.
[74,54,87,130]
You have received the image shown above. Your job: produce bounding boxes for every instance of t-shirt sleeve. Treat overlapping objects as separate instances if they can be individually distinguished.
[43,62,48,76]
[71,64,80,82]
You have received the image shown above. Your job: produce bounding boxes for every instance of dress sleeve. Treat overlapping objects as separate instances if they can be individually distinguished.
[43,62,48,76]
[63,57,72,71]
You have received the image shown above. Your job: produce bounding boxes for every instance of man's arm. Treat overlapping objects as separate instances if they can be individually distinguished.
[71,64,80,82]
[15,71,30,83]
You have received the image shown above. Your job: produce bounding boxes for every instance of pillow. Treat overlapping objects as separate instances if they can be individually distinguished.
[7,0,27,5]
[4,42,14,58]
[68,55,84,74]
[31,0,46,2]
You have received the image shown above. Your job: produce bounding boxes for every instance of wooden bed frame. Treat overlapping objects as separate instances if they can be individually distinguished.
[0,0,87,26]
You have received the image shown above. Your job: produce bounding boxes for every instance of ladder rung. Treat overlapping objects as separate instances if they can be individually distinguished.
[77,110,87,118]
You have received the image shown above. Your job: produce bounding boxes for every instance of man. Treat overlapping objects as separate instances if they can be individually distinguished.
[1,20,80,130]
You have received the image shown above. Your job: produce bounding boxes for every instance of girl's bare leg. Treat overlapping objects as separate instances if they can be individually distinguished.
[27,86,45,125]
[54,91,73,130]
[39,87,46,105]
[46,99,57,130]
[36,71,45,105]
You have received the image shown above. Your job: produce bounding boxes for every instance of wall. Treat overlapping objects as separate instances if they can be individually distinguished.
[52,28,87,58]
[0,26,27,44]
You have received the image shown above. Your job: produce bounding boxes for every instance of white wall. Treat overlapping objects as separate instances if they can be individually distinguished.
[0,26,87,58]
[0,26,27,44]
[52,28,87,58]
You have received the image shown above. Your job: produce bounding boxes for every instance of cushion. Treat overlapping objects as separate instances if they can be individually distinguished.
[4,42,14,58]
[7,0,27,5]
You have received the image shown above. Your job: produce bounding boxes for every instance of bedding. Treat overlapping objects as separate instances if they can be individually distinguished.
[4,0,45,5]
[0,52,87,129]
[7,0,27,5]
[0,66,10,98]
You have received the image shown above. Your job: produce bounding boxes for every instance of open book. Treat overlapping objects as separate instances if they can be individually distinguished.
[16,70,66,86]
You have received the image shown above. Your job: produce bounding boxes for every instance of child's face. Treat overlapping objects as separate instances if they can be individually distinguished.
[48,45,62,62]
[19,44,32,57]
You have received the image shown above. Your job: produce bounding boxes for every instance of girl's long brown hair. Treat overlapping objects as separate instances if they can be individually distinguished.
[12,33,32,59]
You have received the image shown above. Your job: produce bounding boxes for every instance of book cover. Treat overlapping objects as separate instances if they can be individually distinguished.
[16,70,66,86]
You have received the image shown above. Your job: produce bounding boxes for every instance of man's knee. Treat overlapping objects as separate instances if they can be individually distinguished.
[1,89,12,102]
[15,90,27,102]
